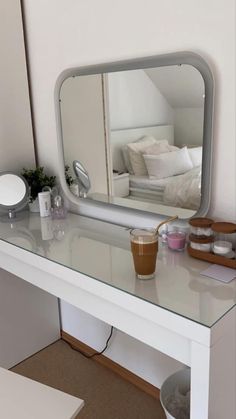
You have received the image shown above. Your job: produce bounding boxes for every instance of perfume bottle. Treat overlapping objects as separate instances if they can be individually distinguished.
[52,195,67,219]
[160,223,168,244]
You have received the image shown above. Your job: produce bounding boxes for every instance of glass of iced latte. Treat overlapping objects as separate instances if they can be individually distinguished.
[130,229,158,279]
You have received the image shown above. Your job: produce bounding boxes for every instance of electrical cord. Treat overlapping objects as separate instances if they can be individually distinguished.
[66,326,114,359]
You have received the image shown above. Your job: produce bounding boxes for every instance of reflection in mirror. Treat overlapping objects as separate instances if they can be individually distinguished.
[73,160,91,198]
[58,55,213,219]
[0,172,29,219]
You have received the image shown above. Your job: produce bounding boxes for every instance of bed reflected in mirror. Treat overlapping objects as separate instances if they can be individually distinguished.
[57,54,213,219]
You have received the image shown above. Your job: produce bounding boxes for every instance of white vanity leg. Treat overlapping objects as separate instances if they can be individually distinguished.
[190,308,236,419]
[190,341,210,419]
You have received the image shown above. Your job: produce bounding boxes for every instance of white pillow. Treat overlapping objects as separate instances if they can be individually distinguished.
[188,146,202,167]
[169,145,179,152]
[141,141,179,156]
[140,140,169,155]
[143,146,194,179]
[122,146,134,174]
[127,136,158,176]
[121,136,157,174]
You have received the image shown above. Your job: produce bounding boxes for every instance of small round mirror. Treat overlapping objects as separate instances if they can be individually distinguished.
[0,172,29,218]
[73,160,91,197]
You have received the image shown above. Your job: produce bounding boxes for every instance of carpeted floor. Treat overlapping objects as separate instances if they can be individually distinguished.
[11,339,166,419]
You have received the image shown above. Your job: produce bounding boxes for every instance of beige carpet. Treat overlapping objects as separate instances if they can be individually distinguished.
[11,340,166,419]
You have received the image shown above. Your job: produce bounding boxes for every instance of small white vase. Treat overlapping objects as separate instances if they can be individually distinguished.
[29,197,40,213]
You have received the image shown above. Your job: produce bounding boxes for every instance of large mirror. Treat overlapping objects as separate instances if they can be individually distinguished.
[56,52,213,219]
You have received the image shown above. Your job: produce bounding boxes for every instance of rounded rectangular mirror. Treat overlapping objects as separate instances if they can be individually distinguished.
[55,52,214,220]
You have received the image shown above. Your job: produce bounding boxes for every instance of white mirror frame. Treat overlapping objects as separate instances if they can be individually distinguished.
[55,51,214,225]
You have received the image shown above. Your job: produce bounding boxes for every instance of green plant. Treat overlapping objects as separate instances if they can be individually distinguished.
[65,165,74,186]
[21,167,56,202]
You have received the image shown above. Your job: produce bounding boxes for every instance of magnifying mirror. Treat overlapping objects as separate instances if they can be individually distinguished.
[0,172,29,219]
[73,160,91,198]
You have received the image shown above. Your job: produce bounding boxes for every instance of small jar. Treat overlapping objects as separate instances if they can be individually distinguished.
[213,241,232,256]
[189,217,214,237]
[166,231,186,251]
[212,222,236,257]
[189,234,214,252]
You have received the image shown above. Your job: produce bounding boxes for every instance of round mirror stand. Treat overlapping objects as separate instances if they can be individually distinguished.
[73,160,91,198]
[0,172,29,220]
[8,209,16,219]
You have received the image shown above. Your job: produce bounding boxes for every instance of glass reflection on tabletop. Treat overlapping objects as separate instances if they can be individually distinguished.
[189,278,236,301]
[0,211,235,327]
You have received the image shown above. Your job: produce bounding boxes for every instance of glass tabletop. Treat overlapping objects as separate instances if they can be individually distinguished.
[0,211,235,327]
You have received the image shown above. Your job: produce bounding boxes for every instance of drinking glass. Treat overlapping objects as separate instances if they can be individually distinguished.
[130,229,158,279]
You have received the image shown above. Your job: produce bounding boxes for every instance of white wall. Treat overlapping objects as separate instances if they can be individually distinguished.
[23,0,235,388]
[61,75,108,194]
[145,64,205,108]
[0,1,60,368]
[0,1,35,172]
[60,301,182,388]
[23,0,235,222]
[174,108,204,147]
[108,69,203,147]
[108,69,173,130]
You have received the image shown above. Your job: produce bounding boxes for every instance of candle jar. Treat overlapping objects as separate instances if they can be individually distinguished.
[166,231,186,251]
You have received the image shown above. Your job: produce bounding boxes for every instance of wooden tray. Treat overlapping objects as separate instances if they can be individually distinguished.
[187,245,236,269]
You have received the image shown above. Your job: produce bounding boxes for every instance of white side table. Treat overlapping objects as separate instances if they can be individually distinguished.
[113,172,129,197]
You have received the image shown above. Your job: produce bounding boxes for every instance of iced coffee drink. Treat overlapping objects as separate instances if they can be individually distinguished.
[130,229,158,279]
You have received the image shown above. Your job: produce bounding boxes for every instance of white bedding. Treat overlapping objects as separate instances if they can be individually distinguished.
[129,166,201,210]
[129,175,172,192]
[163,166,201,210]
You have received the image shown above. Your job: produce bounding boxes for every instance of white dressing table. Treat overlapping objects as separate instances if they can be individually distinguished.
[0,212,235,419]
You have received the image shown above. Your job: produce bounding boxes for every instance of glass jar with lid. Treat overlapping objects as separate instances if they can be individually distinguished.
[189,234,214,252]
[211,222,236,258]
[189,217,214,237]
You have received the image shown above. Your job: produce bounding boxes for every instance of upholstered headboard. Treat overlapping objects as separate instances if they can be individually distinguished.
[110,125,174,172]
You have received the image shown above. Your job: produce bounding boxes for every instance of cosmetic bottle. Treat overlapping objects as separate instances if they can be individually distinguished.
[160,223,168,243]
[40,217,53,240]
[38,191,51,217]
[52,195,67,219]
